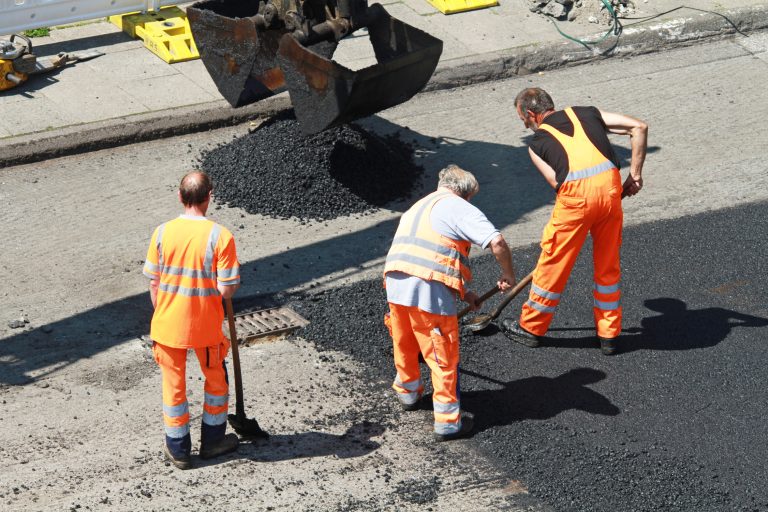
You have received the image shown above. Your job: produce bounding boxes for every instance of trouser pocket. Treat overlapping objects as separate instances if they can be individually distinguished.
[430,327,457,369]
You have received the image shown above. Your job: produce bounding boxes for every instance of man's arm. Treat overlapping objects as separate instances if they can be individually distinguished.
[599,110,648,197]
[149,279,159,309]
[217,282,240,299]
[528,148,558,189]
[489,234,516,290]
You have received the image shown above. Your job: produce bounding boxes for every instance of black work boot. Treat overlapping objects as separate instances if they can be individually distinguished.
[500,319,541,348]
[598,336,617,356]
[433,412,475,442]
[199,433,240,460]
[163,444,192,470]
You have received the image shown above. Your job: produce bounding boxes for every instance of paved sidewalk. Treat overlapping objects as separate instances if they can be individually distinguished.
[1,0,767,165]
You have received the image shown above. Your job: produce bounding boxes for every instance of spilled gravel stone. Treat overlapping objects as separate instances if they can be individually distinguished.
[200,114,424,221]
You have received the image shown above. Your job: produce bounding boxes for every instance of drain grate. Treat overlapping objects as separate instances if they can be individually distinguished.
[230,306,309,343]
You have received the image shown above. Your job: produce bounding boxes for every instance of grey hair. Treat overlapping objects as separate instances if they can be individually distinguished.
[514,87,555,115]
[437,164,479,199]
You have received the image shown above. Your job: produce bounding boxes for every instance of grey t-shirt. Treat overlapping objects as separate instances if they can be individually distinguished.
[386,195,500,315]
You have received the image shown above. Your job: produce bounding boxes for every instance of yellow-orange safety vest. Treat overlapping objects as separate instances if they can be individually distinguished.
[384,191,472,297]
[538,107,619,190]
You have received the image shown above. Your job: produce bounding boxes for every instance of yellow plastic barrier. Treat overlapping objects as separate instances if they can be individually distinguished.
[109,6,198,63]
[427,0,498,14]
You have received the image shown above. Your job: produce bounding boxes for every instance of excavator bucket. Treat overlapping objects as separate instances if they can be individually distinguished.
[277,4,443,134]
[187,0,287,107]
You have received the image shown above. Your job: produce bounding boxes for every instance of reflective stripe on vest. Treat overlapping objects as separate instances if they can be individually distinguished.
[538,108,617,183]
[384,191,472,297]
[157,224,223,298]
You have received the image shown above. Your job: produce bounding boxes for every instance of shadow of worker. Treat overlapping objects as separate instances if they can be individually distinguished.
[629,298,768,351]
[460,368,619,434]
[242,422,385,463]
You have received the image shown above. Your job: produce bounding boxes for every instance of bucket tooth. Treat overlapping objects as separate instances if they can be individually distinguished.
[188,0,286,107]
[277,4,442,134]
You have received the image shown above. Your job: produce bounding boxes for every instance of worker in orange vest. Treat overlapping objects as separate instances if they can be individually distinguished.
[384,165,516,441]
[501,88,648,355]
[143,170,241,469]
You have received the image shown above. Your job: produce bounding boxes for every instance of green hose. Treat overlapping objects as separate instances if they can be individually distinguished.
[551,0,622,49]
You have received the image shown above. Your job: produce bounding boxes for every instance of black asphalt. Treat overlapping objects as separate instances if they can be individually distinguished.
[295,199,768,512]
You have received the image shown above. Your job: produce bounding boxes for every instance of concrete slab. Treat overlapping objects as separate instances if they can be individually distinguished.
[0,96,69,135]
[119,73,217,111]
[400,0,441,16]
[172,59,219,96]
[41,78,148,125]
[85,47,179,82]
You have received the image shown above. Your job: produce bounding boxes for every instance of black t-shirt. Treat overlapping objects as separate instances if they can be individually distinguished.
[529,106,620,189]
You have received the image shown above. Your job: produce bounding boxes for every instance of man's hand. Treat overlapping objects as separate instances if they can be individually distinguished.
[622,174,643,197]
[463,291,482,311]
[498,273,516,291]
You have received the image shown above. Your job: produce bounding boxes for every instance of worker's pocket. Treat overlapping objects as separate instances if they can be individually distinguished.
[552,195,586,226]
[206,338,231,369]
[429,327,458,369]
[151,341,178,370]
[540,223,556,255]
[383,312,393,338]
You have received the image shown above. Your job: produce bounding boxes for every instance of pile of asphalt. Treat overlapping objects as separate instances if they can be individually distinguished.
[199,114,423,221]
[293,201,768,512]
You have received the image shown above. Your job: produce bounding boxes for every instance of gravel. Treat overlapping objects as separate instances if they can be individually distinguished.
[199,113,424,221]
[292,200,768,512]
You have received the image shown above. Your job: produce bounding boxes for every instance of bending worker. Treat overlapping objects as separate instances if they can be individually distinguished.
[501,87,648,355]
[143,170,241,469]
[384,165,516,441]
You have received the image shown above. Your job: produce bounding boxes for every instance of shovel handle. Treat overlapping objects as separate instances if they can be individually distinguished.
[225,298,245,419]
[457,284,500,319]
[488,272,534,321]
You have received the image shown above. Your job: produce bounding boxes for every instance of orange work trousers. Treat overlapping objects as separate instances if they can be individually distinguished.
[385,303,462,435]
[520,171,623,339]
[152,339,230,457]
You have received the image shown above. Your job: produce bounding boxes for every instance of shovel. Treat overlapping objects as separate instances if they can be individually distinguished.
[464,272,534,333]
[457,284,501,319]
[225,298,269,438]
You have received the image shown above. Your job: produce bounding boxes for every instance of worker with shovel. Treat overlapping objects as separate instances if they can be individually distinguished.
[143,170,241,469]
[384,165,516,441]
[501,87,648,355]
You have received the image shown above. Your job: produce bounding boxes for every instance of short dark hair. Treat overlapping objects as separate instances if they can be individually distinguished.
[179,171,213,206]
[514,87,555,115]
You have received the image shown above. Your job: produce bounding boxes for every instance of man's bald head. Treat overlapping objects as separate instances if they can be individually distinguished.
[179,171,213,206]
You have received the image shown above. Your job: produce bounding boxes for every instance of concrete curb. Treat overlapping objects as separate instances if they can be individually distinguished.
[1,4,766,168]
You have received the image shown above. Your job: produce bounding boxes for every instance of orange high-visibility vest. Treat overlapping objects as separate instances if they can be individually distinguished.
[384,191,472,297]
[539,107,618,187]
[144,217,240,348]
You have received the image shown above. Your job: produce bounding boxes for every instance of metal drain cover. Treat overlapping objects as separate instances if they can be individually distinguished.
[229,306,309,343]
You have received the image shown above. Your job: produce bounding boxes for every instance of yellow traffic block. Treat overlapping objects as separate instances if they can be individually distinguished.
[109,6,199,63]
[427,0,498,14]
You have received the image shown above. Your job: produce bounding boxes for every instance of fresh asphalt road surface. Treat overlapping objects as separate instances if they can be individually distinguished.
[297,200,768,512]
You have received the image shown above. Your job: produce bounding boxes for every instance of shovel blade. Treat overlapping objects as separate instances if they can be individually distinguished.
[228,413,269,439]
[188,0,286,107]
[277,4,442,134]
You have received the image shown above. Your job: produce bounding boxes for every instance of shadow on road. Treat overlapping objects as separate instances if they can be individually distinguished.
[543,298,768,353]
[460,367,619,433]
[242,422,384,463]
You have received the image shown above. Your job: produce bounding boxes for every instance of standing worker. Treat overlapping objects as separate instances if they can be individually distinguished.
[501,87,648,355]
[143,170,242,469]
[384,165,516,441]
